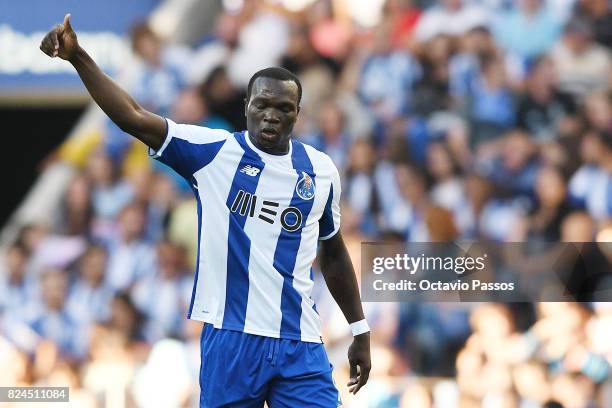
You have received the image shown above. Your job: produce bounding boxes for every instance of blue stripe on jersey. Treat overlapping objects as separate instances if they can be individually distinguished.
[161,137,226,179]
[273,141,316,338]
[187,180,203,319]
[310,268,318,315]
[319,183,335,238]
[222,132,265,331]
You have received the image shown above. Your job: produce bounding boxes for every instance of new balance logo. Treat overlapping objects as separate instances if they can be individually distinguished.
[240,165,261,177]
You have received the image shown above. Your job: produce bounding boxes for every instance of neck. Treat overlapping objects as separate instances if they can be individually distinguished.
[248,132,290,155]
[87,279,103,288]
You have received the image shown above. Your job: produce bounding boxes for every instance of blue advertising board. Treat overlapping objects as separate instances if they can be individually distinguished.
[0,0,160,99]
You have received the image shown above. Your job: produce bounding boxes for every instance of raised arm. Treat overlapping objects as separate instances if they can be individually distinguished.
[39,14,167,150]
[318,231,371,394]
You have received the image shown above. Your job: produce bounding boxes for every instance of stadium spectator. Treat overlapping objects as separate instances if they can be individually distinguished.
[551,17,612,100]
[516,55,577,141]
[131,241,192,339]
[568,131,612,222]
[171,88,231,131]
[128,21,185,117]
[514,166,572,243]
[425,141,465,215]
[493,0,561,63]
[413,0,489,42]
[28,269,85,358]
[306,99,353,175]
[186,12,237,86]
[199,65,247,130]
[582,90,612,132]
[344,138,381,236]
[0,243,35,318]
[66,244,113,326]
[574,0,612,50]
[225,0,290,86]
[86,149,135,241]
[105,203,155,292]
[54,175,93,236]
[395,164,430,241]
[359,24,421,120]
[466,55,516,145]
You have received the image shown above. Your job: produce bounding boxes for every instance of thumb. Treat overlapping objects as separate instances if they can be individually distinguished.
[63,13,73,32]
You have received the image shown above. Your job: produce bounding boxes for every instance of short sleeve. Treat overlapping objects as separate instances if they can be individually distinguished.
[148,118,230,179]
[318,163,342,240]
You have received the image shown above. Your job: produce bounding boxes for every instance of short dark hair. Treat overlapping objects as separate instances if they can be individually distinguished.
[247,67,302,105]
[130,21,158,51]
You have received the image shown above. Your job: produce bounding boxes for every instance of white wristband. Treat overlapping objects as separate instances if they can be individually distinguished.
[350,319,370,336]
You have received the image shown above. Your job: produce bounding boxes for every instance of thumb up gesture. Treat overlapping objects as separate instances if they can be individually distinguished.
[39,14,79,61]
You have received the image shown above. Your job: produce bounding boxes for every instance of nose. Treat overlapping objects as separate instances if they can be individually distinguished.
[263,110,280,124]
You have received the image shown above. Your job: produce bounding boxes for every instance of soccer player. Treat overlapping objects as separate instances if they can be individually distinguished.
[40,14,371,407]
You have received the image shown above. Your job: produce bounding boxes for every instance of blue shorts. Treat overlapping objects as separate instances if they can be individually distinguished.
[199,324,341,407]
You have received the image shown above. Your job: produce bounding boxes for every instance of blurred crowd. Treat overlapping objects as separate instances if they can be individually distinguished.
[2,0,612,406]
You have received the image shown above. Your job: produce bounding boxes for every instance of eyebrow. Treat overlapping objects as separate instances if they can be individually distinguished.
[251,96,297,107]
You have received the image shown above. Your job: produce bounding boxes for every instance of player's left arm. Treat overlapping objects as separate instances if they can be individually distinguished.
[319,231,371,394]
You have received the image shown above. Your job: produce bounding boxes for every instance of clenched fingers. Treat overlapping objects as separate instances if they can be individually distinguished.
[39,25,62,57]
[347,362,370,394]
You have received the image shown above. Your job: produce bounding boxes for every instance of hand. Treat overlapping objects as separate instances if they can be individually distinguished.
[346,332,371,394]
[39,14,79,61]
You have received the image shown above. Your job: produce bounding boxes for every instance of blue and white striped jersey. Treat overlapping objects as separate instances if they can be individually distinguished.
[149,119,341,343]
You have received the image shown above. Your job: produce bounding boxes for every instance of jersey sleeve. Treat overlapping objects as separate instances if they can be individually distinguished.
[318,161,342,240]
[148,118,230,179]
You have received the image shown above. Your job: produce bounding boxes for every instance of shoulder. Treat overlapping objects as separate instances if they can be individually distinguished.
[166,118,233,144]
[297,140,339,174]
[571,165,597,180]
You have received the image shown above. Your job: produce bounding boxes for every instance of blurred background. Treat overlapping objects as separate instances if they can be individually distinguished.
[1,0,612,406]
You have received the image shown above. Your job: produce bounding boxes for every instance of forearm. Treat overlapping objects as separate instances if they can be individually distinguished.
[69,47,164,149]
[70,47,139,128]
[319,234,365,324]
[321,235,371,393]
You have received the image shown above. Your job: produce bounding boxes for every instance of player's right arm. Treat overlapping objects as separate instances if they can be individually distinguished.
[39,14,166,150]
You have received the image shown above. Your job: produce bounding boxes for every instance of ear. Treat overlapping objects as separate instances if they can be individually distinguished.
[244,97,248,117]
[297,105,300,115]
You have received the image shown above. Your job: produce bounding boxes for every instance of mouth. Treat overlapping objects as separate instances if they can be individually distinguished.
[260,127,280,141]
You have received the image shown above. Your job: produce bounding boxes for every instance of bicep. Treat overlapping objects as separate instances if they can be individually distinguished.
[319,231,343,269]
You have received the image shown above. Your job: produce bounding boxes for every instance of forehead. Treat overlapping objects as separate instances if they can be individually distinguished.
[250,77,299,104]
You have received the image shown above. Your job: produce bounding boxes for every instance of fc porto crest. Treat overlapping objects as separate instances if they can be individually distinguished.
[296,171,316,200]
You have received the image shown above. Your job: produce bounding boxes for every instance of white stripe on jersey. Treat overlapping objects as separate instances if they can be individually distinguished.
[243,156,296,337]
[191,136,243,324]
[294,145,335,341]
